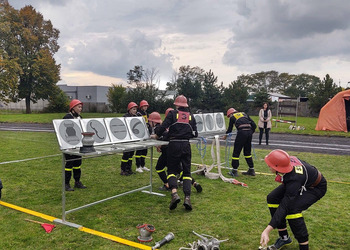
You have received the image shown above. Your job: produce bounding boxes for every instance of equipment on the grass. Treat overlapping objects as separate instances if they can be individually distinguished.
[179,231,228,250]
[25,218,56,233]
[258,245,277,250]
[151,232,174,249]
[136,223,155,242]
[203,135,248,187]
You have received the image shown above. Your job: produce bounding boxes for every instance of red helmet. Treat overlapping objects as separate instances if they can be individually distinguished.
[127,102,138,111]
[148,112,162,124]
[174,95,188,107]
[264,149,293,173]
[69,99,83,111]
[139,100,149,108]
[165,107,174,117]
[226,108,237,117]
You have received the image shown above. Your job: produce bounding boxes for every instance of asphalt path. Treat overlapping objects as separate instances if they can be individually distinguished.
[1,122,349,155]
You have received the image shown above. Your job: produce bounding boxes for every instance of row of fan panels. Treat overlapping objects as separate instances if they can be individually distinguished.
[53,113,226,150]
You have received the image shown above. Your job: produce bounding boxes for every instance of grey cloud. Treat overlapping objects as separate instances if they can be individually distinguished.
[224,0,350,66]
[61,30,173,78]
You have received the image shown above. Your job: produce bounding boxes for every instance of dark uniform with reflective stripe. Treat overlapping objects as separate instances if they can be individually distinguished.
[226,112,256,170]
[135,109,150,169]
[155,107,197,196]
[63,112,83,185]
[267,157,327,243]
[155,124,169,184]
[120,112,136,174]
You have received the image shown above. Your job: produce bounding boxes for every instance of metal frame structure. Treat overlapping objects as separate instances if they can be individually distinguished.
[59,140,168,223]
[54,112,226,224]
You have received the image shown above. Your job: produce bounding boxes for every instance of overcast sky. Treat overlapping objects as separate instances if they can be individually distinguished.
[10,0,350,89]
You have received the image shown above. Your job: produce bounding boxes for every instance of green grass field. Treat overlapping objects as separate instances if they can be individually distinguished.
[1,127,349,249]
[1,111,350,137]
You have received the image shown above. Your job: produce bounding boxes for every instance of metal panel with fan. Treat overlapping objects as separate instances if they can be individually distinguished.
[193,114,206,135]
[104,117,132,143]
[53,119,83,150]
[214,112,226,133]
[203,113,216,134]
[124,116,150,141]
[80,118,111,145]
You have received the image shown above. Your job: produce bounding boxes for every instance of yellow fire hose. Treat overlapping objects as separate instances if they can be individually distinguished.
[0,200,153,250]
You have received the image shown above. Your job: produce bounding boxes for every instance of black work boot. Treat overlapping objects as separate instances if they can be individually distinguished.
[193,183,202,193]
[169,192,180,210]
[65,184,74,191]
[272,236,292,249]
[183,196,192,211]
[74,181,87,189]
[228,169,239,177]
[242,168,256,176]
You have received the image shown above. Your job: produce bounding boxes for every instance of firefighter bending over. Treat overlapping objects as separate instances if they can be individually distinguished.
[223,108,256,177]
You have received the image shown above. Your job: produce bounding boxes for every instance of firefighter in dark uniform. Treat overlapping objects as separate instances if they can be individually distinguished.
[63,99,87,191]
[153,108,202,193]
[260,149,327,250]
[120,102,138,176]
[135,100,151,173]
[151,95,198,211]
[153,109,172,191]
[223,107,257,177]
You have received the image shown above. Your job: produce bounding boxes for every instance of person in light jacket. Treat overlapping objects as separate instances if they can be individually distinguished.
[258,102,272,145]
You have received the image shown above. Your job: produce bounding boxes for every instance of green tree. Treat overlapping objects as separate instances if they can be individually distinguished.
[167,65,204,109]
[238,70,280,93]
[222,79,249,112]
[201,69,224,111]
[0,4,60,113]
[283,73,320,98]
[0,3,22,103]
[107,84,126,113]
[253,89,270,108]
[308,74,342,114]
[123,66,165,113]
[44,86,69,113]
[127,65,144,85]
[0,54,21,103]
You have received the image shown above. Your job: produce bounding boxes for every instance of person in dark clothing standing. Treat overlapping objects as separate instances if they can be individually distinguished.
[152,108,202,193]
[120,102,138,176]
[260,149,327,250]
[258,102,272,145]
[135,100,150,173]
[151,95,198,211]
[63,99,87,191]
[223,107,257,177]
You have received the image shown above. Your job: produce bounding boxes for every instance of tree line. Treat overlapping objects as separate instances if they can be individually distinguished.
[0,3,344,115]
[108,65,343,116]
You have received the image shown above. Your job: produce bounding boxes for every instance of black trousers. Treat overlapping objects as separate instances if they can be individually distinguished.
[135,149,148,167]
[259,127,270,144]
[267,178,327,243]
[121,151,135,172]
[156,146,168,184]
[64,154,82,184]
[231,130,254,169]
[167,141,192,196]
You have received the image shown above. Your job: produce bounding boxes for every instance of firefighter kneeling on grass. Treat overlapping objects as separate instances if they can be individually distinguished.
[260,149,327,250]
[151,95,198,211]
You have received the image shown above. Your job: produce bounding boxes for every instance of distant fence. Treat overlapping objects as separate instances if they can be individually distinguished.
[0,100,110,113]
[0,99,49,111]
